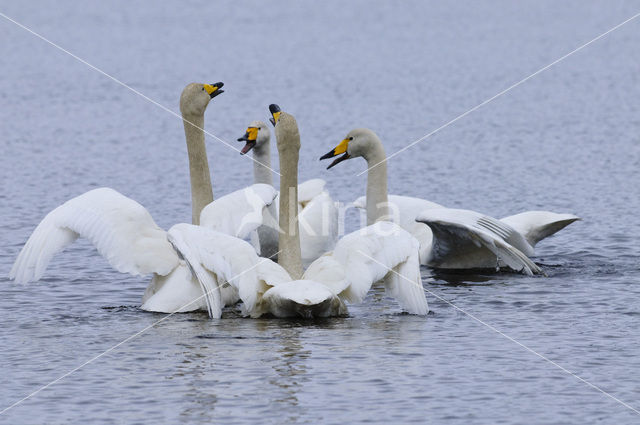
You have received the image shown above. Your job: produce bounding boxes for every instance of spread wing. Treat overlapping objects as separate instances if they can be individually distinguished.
[305,221,429,315]
[354,194,444,263]
[166,223,286,318]
[10,188,178,283]
[416,208,541,275]
[200,184,278,239]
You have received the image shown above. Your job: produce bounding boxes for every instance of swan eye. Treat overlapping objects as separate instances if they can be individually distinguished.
[348,137,353,141]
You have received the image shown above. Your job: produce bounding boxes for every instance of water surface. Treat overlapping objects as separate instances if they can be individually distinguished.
[1,1,639,423]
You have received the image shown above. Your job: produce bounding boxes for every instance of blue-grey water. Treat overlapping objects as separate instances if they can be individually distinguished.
[1,1,639,423]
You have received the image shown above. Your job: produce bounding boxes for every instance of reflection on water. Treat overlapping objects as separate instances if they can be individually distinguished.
[1,0,640,423]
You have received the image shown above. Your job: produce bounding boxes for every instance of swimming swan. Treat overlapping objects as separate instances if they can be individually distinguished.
[9,83,278,317]
[237,119,338,265]
[167,106,429,318]
[321,128,579,275]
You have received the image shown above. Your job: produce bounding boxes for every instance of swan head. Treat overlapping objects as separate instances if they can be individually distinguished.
[179,82,224,117]
[237,120,270,155]
[320,128,382,169]
[270,104,300,155]
[268,104,281,127]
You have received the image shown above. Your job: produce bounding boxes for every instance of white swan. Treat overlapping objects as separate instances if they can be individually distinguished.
[237,117,338,265]
[165,106,429,318]
[320,128,579,275]
[9,82,278,317]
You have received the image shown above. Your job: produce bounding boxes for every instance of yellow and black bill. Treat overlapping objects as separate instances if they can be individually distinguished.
[237,126,259,155]
[269,104,281,127]
[319,138,351,169]
[203,82,224,99]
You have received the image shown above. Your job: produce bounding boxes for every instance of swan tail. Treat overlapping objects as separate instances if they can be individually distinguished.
[261,281,347,318]
[500,211,581,247]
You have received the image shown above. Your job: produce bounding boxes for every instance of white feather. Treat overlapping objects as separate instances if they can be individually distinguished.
[167,223,262,317]
[268,179,339,264]
[305,221,429,315]
[10,188,179,284]
[416,209,542,275]
[297,178,327,205]
[163,222,427,317]
[500,211,581,247]
[199,183,278,239]
[354,194,443,264]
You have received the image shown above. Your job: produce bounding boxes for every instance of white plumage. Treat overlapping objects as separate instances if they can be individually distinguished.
[9,185,278,316]
[500,211,581,247]
[10,188,179,283]
[329,129,579,274]
[200,184,278,239]
[262,179,339,265]
[356,195,579,273]
[167,221,429,318]
[416,208,541,275]
[237,121,339,264]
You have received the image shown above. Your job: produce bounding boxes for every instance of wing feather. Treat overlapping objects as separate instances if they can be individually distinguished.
[10,188,178,283]
[167,223,283,317]
[417,209,541,275]
[199,184,278,239]
[305,221,429,314]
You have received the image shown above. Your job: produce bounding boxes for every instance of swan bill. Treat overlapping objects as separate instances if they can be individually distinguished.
[203,82,224,98]
[320,138,352,169]
[237,126,258,155]
[269,104,281,126]
[324,152,351,169]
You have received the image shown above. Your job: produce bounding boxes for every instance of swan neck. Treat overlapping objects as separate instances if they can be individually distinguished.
[365,143,389,225]
[252,142,273,186]
[277,128,303,279]
[183,113,213,225]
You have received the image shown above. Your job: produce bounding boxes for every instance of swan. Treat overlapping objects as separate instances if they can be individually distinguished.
[320,128,580,275]
[165,105,429,318]
[9,82,278,317]
[237,117,338,265]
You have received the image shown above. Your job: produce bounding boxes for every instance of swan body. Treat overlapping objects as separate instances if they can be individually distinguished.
[238,121,338,264]
[323,128,579,274]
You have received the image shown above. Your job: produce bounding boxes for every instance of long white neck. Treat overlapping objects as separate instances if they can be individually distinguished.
[276,116,303,279]
[183,113,213,225]
[364,139,389,225]
[252,141,273,186]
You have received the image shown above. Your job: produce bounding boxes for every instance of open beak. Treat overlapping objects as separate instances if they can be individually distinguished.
[319,138,351,169]
[269,104,281,126]
[204,82,224,99]
[237,127,258,155]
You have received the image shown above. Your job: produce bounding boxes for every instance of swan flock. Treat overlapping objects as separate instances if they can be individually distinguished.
[9,82,579,319]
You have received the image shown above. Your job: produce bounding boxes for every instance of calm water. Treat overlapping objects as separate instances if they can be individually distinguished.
[1,1,640,423]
